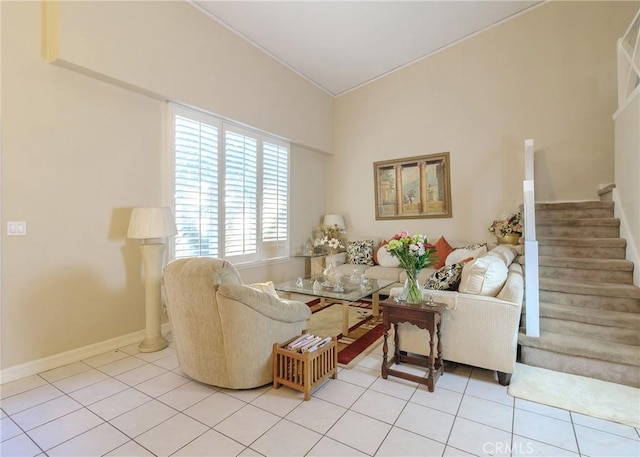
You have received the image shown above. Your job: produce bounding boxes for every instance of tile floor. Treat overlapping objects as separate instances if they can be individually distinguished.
[1,336,639,457]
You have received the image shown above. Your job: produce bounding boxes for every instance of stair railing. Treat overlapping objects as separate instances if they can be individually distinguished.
[615,9,639,114]
[523,139,540,337]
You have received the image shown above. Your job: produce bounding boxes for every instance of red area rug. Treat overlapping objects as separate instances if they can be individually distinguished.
[306,298,383,368]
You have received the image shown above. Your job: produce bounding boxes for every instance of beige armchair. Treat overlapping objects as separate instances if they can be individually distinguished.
[162,257,311,389]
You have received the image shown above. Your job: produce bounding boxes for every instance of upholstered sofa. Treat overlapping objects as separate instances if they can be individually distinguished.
[162,257,311,389]
[332,239,524,384]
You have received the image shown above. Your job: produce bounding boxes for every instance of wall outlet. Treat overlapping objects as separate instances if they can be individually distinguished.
[7,221,27,236]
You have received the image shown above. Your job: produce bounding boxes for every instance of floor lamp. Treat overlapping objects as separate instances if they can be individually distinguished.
[128,207,177,352]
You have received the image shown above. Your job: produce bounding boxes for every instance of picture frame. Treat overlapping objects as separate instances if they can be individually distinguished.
[373,152,452,220]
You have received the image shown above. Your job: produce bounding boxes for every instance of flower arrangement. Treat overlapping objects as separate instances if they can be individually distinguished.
[488,211,523,237]
[386,231,436,303]
[313,235,344,254]
[313,223,346,254]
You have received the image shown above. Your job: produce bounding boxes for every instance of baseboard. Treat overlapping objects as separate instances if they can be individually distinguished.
[0,323,172,385]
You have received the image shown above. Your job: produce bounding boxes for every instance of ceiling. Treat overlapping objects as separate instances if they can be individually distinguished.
[191,1,542,96]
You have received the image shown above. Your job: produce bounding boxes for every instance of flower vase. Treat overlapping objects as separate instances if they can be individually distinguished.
[497,234,521,245]
[403,271,423,304]
[323,256,341,285]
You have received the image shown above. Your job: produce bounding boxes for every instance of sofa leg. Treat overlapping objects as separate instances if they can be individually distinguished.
[497,371,511,386]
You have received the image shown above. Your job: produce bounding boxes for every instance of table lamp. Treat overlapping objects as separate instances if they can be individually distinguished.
[128,207,177,352]
[323,214,345,230]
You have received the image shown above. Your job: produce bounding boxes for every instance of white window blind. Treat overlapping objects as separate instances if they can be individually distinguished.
[262,139,289,259]
[224,127,258,263]
[174,113,219,258]
[171,104,289,263]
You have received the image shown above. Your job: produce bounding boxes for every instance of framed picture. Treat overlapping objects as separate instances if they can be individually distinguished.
[373,152,452,220]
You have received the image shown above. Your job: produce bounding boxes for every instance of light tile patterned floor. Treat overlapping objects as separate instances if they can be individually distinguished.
[1,337,639,457]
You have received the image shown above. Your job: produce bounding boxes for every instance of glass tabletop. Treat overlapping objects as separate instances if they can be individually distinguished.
[274,275,394,302]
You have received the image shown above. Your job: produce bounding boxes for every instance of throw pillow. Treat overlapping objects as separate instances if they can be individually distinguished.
[376,243,401,268]
[346,240,375,266]
[423,260,468,291]
[373,239,388,265]
[432,236,454,269]
[445,243,487,266]
[248,281,279,298]
[458,254,508,296]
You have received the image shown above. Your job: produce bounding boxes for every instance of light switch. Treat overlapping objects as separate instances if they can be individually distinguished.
[8,221,27,236]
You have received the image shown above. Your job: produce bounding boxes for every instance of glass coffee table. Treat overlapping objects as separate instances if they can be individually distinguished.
[274,275,394,337]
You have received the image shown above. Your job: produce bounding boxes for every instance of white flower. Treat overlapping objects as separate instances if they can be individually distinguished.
[327,238,342,250]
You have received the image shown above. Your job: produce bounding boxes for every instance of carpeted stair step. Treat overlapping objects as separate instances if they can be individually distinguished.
[538,317,640,346]
[536,218,620,238]
[518,331,640,366]
[535,201,614,220]
[538,302,640,328]
[539,290,640,313]
[540,278,640,299]
[537,237,627,259]
[518,334,640,388]
[538,256,634,284]
[538,278,640,313]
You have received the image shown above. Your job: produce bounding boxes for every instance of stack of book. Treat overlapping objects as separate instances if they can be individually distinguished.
[286,334,332,353]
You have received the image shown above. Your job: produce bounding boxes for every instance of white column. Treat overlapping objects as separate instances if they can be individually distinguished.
[523,139,540,337]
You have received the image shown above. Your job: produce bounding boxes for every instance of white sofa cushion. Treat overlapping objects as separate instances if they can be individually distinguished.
[458,254,508,296]
[445,244,487,265]
[485,245,517,266]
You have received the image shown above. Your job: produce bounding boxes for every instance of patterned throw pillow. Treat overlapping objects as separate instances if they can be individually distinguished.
[423,261,468,291]
[346,240,375,266]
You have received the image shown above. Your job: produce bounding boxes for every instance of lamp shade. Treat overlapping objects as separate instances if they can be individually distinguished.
[128,207,177,239]
[323,214,345,230]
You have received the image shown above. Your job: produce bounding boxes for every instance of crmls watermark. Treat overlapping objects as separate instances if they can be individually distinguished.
[482,441,535,455]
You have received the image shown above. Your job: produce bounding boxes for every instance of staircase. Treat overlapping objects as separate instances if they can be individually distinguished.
[518,200,640,387]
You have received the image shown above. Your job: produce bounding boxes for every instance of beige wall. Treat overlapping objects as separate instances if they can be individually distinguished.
[1,1,330,374]
[52,0,334,154]
[331,1,638,244]
[2,0,637,377]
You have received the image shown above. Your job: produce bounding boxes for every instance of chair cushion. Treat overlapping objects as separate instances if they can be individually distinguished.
[248,281,279,298]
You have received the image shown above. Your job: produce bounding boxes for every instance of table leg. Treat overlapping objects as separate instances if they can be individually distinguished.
[382,321,389,378]
[428,325,436,392]
[393,323,400,363]
[342,300,349,336]
[372,291,380,317]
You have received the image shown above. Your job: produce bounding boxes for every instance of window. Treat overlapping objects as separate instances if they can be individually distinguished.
[171,105,289,263]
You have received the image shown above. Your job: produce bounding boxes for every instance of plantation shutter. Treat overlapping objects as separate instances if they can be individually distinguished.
[261,138,289,259]
[170,103,290,264]
[173,112,219,258]
[224,126,258,263]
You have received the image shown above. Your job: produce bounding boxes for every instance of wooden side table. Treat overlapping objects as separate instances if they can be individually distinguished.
[294,254,326,276]
[380,299,447,392]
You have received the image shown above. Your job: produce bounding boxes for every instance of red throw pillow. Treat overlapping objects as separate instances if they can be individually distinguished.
[432,236,454,269]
